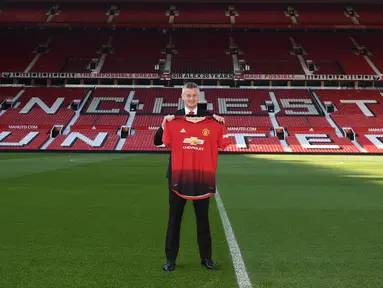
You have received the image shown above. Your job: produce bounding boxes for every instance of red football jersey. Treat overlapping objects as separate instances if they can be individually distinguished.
[162,116,230,200]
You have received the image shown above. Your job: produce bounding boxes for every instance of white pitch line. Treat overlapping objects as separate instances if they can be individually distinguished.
[215,188,253,288]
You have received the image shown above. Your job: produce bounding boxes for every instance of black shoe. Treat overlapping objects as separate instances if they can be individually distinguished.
[163,260,176,271]
[201,258,217,270]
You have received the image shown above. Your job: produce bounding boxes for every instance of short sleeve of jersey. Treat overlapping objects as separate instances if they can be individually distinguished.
[162,121,172,147]
[218,124,230,149]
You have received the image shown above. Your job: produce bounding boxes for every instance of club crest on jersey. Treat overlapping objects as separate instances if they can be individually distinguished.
[202,128,210,136]
[183,137,204,145]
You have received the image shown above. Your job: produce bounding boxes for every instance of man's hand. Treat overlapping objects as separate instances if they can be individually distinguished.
[213,114,225,124]
[162,115,175,129]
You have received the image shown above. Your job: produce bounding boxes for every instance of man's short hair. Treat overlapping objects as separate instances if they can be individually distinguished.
[182,82,200,95]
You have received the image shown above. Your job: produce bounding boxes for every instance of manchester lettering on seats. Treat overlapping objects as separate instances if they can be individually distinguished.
[280,99,320,115]
[86,97,125,113]
[229,133,267,149]
[20,97,64,114]
[61,132,108,147]
[295,133,340,149]
[152,98,184,113]
[340,100,377,117]
[217,98,252,114]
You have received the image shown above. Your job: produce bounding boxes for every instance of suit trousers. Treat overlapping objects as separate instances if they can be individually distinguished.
[165,179,212,261]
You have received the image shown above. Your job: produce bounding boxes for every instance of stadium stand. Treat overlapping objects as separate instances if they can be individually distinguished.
[0,86,382,153]
[1,3,383,154]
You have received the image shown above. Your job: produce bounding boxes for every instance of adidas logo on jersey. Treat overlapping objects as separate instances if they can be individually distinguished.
[180,128,187,133]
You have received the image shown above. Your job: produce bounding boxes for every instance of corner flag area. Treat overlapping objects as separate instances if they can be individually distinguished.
[1,153,383,287]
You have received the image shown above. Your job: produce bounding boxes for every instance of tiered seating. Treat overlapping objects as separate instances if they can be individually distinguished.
[352,4,383,25]
[0,109,74,126]
[205,88,271,115]
[76,88,130,126]
[286,132,360,153]
[82,88,131,113]
[316,90,383,128]
[305,117,332,128]
[31,31,109,72]
[233,4,290,24]
[351,34,383,74]
[0,129,50,150]
[1,30,383,75]
[114,4,168,23]
[356,133,383,153]
[74,115,128,126]
[292,33,375,75]
[1,4,383,26]
[0,4,49,23]
[0,88,22,102]
[233,33,304,74]
[224,135,284,153]
[122,130,165,151]
[131,115,272,130]
[133,88,182,114]
[171,32,232,73]
[295,4,351,24]
[172,59,233,74]
[132,115,163,128]
[273,89,320,115]
[1,87,383,153]
[0,30,44,72]
[51,4,109,23]
[174,4,229,23]
[224,116,271,128]
[0,87,87,126]
[101,32,167,73]
[47,130,119,151]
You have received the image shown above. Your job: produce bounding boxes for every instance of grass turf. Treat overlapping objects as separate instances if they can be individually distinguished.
[1,153,383,287]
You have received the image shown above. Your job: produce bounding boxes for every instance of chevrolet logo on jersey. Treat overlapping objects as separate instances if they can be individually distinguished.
[183,137,205,145]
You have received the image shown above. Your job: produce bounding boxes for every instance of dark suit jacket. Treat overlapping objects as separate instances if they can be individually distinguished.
[153,108,213,179]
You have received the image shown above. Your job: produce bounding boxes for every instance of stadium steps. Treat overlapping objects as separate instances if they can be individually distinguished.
[24,54,41,73]
[0,89,25,117]
[63,89,93,135]
[349,36,382,75]
[115,111,136,151]
[362,54,382,75]
[268,91,281,114]
[351,138,367,153]
[267,107,291,152]
[92,53,107,73]
[310,90,343,137]
[307,89,326,116]
[40,137,55,150]
[326,116,343,137]
[125,90,136,115]
[115,91,137,150]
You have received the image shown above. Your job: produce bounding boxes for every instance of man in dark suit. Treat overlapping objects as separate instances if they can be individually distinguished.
[153,82,224,272]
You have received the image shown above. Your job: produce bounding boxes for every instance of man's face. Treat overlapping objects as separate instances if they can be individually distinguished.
[182,88,200,109]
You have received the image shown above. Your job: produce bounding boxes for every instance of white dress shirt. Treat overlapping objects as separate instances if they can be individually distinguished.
[185,107,198,115]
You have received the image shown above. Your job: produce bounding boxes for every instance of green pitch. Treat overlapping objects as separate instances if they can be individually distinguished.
[1,153,383,288]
